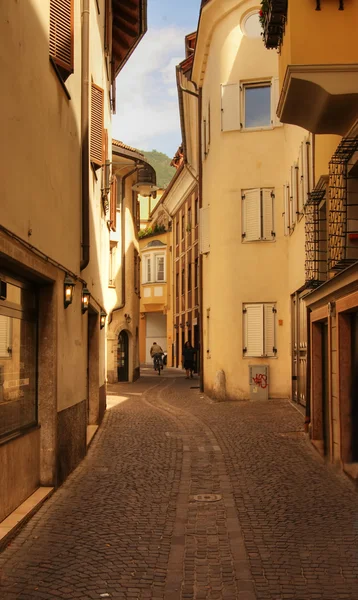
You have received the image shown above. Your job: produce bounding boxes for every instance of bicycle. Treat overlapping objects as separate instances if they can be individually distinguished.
[153,353,164,375]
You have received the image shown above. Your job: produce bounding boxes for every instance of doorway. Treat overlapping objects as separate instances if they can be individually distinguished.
[321,321,330,456]
[118,330,129,382]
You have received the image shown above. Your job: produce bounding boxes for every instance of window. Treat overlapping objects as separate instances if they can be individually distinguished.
[109,243,117,285]
[156,255,165,282]
[243,303,277,357]
[221,78,281,132]
[49,0,74,81]
[244,83,271,129]
[188,262,192,292]
[176,272,179,299]
[242,11,261,38]
[134,250,140,294]
[182,213,185,240]
[0,277,37,438]
[142,253,165,283]
[283,183,290,236]
[290,163,299,226]
[242,188,275,242]
[90,83,104,169]
[194,258,199,288]
[181,269,185,295]
[188,207,192,230]
[176,219,179,245]
[195,197,199,226]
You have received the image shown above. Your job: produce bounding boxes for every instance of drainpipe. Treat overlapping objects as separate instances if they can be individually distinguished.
[80,0,90,271]
[109,168,137,324]
[198,87,204,393]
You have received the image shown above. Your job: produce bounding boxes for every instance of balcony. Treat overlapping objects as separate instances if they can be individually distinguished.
[261,0,288,50]
[275,1,358,134]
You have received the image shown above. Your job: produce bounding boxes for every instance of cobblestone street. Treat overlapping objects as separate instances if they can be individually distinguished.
[1,369,358,600]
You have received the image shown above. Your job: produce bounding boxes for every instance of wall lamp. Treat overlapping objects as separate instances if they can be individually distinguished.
[81,287,90,313]
[100,311,106,329]
[64,275,75,309]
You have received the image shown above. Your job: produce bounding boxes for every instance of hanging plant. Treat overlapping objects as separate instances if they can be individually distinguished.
[259,0,270,27]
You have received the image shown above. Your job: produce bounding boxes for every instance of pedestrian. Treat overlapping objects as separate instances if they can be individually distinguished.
[182,341,195,379]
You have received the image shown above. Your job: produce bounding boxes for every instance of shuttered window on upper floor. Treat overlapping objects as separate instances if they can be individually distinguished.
[49,0,74,80]
[110,175,117,232]
[90,83,104,168]
[242,188,275,242]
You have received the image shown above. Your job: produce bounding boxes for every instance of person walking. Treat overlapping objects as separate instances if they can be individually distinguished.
[182,341,195,379]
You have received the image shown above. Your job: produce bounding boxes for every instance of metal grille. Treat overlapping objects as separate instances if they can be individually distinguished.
[328,137,358,272]
[305,189,326,286]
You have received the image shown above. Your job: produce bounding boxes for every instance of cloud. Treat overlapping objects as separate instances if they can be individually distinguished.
[112,27,187,156]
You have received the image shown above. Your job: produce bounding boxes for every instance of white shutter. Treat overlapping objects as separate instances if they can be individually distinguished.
[290,164,298,225]
[298,145,304,215]
[199,206,210,254]
[264,304,276,357]
[242,189,261,241]
[284,183,290,236]
[221,83,241,132]
[202,118,207,162]
[0,315,11,358]
[308,135,314,192]
[244,304,264,357]
[262,189,275,240]
[302,138,309,205]
[271,77,282,127]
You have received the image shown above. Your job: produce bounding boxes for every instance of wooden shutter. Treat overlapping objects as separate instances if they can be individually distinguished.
[199,207,210,254]
[264,304,276,357]
[49,0,74,74]
[90,83,104,167]
[110,176,117,231]
[271,77,282,127]
[284,183,290,236]
[0,316,11,359]
[262,189,275,240]
[221,83,241,132]
[244,304,264,357]
[242,189,261,241]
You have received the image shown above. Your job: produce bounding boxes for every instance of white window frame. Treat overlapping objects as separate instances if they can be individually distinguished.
[243,303,277,358]
[242,188,275,242]
[242,81,272,131]
[142,252,166,284]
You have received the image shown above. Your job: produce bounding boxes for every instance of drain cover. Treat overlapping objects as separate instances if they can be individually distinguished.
[192,494,222,502]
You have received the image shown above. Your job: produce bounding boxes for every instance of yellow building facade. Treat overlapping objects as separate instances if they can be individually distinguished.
[0,0,146,524]
[262,0,358,473]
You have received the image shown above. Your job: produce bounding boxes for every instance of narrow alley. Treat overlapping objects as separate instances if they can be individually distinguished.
[1,371,358,600]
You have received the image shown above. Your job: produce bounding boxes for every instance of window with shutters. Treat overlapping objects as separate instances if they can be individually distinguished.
[49,0,74,81]
[242,188,275,242]
[142,253,165,283]
[109,175,117,231]
[243,303,277,357]
[199,206,210,254]
[90,83,104,169]
[290,163,299,227]
[221,78,281,132]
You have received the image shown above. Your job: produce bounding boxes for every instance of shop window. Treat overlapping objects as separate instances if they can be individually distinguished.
[0,277,37,439]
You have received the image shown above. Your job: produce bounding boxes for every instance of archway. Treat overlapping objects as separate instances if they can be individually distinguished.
[117,330,129,382]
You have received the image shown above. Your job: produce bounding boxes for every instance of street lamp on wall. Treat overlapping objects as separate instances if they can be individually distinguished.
[100,311,106,329]
[81,287,90,314]
[64,275,75,309]
[131,164,159,197]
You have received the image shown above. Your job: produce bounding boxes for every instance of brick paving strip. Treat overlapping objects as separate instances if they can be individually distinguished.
[142,379,256,600]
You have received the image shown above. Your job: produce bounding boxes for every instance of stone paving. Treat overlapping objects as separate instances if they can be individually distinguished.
[1,368,358,600]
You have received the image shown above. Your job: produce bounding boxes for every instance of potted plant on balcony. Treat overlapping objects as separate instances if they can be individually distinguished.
[260,0,288,50]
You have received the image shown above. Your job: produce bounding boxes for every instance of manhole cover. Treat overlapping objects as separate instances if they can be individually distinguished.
[279,431,305,438]
[192,494,222,502]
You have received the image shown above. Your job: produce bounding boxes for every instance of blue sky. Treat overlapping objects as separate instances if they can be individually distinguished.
[112,0,202,158]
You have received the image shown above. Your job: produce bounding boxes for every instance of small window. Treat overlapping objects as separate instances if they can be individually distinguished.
[242,12,261,39]
[109,243,117,286]
[156,255,165,282]
[195,198,199,226]
[242,188,275,242]
[243,303,277,357]
[244,83,271,129]
[182,213,185,240]
[49,0,74,81]
[188,262,192,292]
[110,174,117,232]
[145,256,152,283]
[194,258,199,288]
[181,269,185,295]
[176,220,179,245]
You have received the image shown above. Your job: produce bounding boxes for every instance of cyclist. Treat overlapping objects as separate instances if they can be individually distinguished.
[150,342,164,371]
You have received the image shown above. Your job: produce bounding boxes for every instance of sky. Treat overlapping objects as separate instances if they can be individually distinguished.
[112,0,202,159]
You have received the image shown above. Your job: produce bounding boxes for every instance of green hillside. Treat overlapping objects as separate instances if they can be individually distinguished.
[142,149,176,189]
